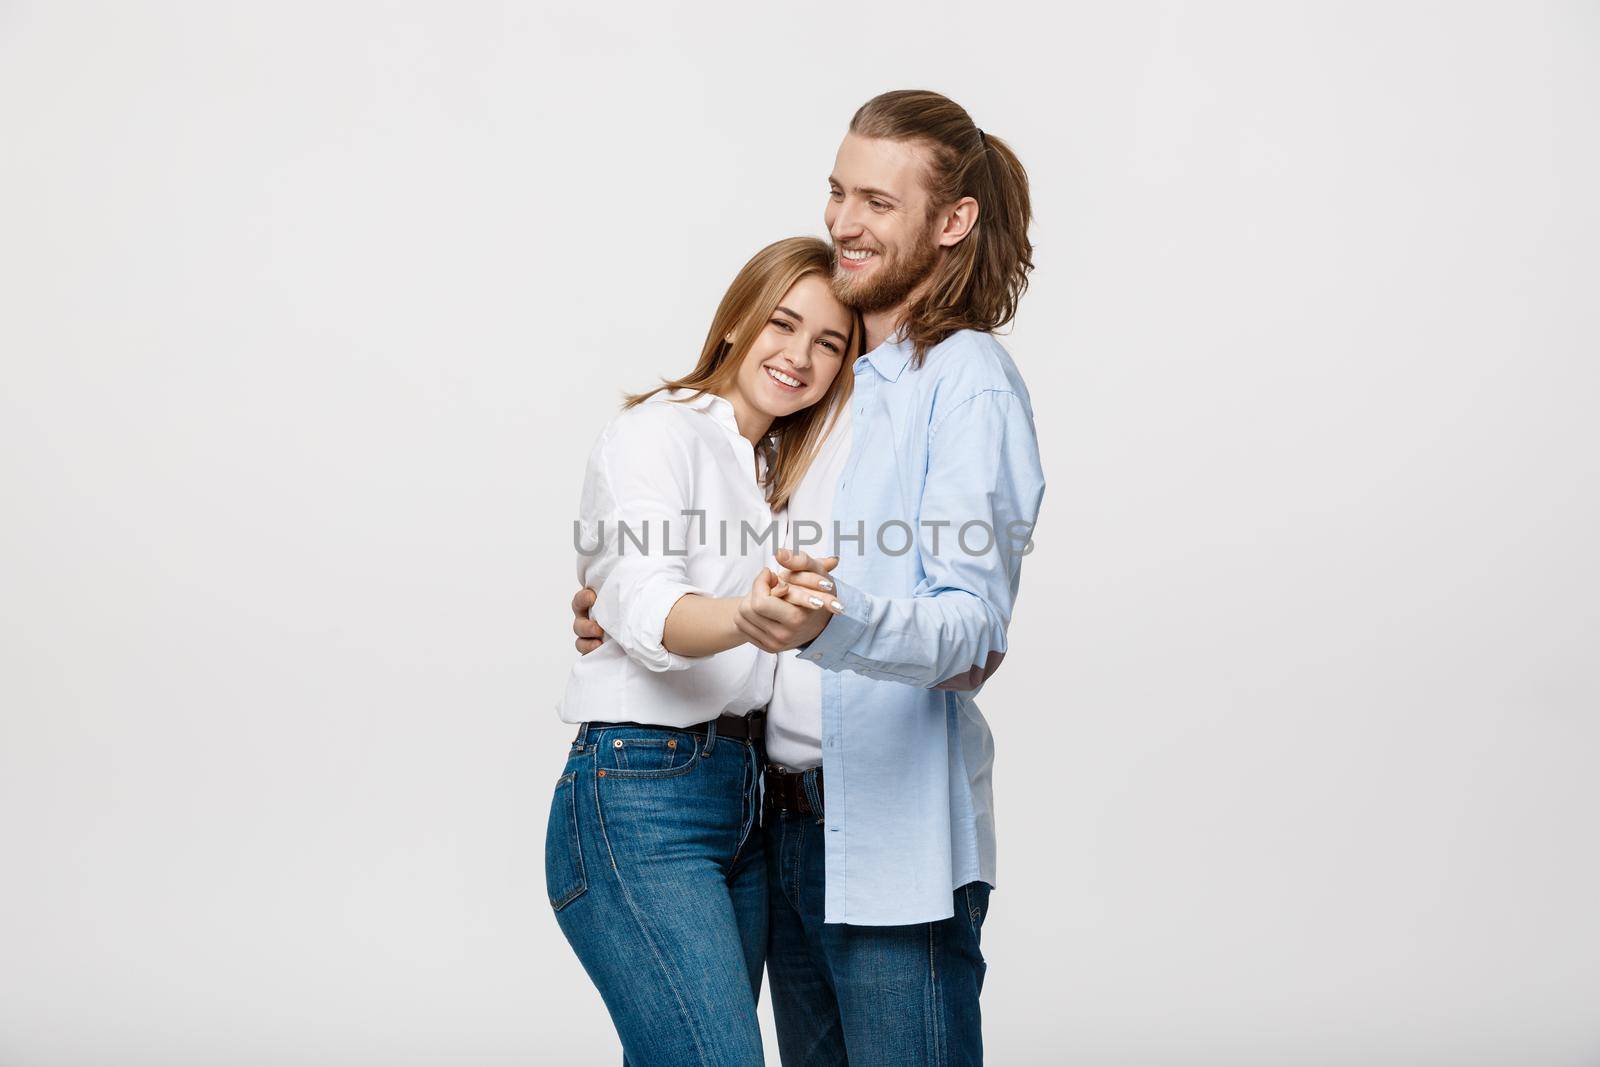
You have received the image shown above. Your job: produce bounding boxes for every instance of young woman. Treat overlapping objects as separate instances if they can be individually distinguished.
[545,236,862,1065]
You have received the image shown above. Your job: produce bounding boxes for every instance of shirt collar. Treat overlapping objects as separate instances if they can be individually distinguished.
[644,386,741,434]
[643,388,766,476]
[859,333,914,382]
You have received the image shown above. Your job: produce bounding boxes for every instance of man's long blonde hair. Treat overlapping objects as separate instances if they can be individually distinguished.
[850,90,1034,366]
[625,237,861,511]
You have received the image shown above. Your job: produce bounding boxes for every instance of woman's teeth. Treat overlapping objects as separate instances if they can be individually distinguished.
[766,367,803,389]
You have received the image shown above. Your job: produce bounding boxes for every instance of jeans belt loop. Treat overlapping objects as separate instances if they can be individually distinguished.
[703,715,719,757]
[572,722,590,750]
[803,769,824,822]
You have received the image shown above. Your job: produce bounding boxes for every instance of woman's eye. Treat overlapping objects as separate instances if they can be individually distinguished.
[770,319,794,331]
[819,340,840,354]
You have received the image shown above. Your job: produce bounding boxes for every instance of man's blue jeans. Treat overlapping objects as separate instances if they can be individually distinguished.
[765,791,991,1066]
[546,720,767,1066]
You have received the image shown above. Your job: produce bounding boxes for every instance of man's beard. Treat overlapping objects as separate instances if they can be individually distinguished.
[832,220,940,314]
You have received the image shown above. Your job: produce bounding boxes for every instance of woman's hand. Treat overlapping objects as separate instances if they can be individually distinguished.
[734,562,843,653]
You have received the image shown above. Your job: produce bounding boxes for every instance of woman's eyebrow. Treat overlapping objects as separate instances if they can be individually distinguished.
[776,306,845,343]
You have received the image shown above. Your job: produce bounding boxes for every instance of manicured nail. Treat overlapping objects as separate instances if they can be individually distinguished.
[819,579,833,591]
[808,596,824,608]
[830,600,843,612]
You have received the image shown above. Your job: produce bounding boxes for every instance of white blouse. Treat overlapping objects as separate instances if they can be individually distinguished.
[558,388,777,728]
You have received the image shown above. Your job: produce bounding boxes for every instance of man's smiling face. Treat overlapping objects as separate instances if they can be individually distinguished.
[825,133,942,314]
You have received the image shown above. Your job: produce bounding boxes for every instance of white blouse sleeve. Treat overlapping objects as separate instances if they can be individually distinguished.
[577,407,710,672]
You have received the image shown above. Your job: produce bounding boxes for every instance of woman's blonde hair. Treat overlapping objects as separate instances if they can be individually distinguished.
[625,237,862,511]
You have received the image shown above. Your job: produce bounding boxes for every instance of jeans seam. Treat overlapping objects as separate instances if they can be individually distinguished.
[928,920,946,1067]
[790,815,806,911]
[548,770,586,911]
[590,764,715,1066]
[727,744,758,872]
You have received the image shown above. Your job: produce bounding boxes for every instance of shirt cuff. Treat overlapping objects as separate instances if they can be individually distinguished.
[794,575,869,671]
[607,580,709,672]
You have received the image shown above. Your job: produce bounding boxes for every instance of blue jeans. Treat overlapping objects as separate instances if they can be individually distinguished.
[766,798,991,1066]
[545,720,767,1066]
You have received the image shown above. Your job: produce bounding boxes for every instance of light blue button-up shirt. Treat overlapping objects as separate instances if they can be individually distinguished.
[799,328,1046,925]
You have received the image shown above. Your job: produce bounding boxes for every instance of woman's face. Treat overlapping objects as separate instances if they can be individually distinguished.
[728,274,853,428]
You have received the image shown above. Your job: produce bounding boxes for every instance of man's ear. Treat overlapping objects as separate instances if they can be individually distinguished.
[936,196,980,248]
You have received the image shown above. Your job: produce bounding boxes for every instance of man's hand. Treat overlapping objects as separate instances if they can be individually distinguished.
[572,587,605,654]
[774,547,839,586]
[734,565,843,653]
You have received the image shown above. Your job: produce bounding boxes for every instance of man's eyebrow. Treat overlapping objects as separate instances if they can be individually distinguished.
[827,176,901,205]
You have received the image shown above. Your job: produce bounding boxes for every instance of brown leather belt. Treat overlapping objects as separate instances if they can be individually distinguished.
[577,710,765,745]
[764,763,824,818]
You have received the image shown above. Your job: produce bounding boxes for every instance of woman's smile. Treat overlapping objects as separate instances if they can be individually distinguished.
[764,365,806,391]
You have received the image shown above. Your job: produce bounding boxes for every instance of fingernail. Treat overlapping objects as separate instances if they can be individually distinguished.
[809,596,824,607]
[830,600,843,612]
[819,579,833,591]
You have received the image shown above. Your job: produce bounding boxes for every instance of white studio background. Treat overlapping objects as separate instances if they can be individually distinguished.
[2,2,1597,1065]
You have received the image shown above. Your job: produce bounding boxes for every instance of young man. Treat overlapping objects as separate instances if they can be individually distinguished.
[571,90,1044,1065]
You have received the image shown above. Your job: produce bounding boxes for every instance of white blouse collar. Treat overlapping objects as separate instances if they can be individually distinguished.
[644,387,770,483]
[645,387,745,441]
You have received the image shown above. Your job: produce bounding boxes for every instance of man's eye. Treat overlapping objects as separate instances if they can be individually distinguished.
[828,188,843,200]
[870,200,889,211]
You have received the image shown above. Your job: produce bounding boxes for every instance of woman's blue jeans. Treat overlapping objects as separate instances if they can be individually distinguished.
[545,719,767,1066]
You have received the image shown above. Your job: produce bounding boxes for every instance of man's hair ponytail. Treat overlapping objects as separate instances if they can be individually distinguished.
[849,90,1034,365]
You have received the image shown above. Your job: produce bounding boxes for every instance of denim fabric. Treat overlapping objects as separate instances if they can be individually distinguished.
[546,720,768,1066]
[765,808,990,1066]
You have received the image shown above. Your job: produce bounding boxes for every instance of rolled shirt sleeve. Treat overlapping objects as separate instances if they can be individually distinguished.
[579,411,711,672]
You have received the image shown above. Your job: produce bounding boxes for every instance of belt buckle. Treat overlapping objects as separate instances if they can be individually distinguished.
[763,763,792,816]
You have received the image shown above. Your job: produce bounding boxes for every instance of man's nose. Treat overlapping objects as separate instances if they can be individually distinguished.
[830,203,863,240]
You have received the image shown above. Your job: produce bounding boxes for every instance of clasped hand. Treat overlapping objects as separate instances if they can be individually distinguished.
[570,547,843,656]
[733,548,843,654]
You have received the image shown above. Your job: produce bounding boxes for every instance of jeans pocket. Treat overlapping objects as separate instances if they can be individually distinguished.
[608,734,695,773]
[598,731,704,779]
[545,771,587,910]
